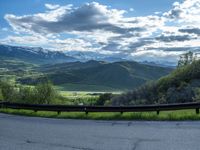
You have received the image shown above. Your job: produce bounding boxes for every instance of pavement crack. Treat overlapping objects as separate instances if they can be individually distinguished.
[132,138,160,150]
[132,139,141,150]
[24,139,93,150]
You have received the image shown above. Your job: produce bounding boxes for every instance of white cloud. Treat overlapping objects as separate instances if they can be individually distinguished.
[2,1,200,64]
[129,8,134,12]
[45,3,60,10]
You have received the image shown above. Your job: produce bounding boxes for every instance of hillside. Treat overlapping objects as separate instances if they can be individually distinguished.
[0,44,76,64]
[19,60,172,91]
[0,56,40,81]
[112,60,200,105]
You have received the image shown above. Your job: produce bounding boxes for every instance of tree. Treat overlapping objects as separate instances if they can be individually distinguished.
[35,81,57,104]
[18,86,36,104]
[0,81,18,102]
[178,51,195,68]
[96,93,113,106]
[194,88,200,102]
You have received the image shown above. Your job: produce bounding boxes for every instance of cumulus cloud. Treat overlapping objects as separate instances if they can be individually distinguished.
[164,2,184,19]
[164,0,200,25]
[5,2,130,35]
[2,1,200,65]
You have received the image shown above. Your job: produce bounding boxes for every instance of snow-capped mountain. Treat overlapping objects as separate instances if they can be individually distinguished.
[0,44,77,64]
[64,51,127,62]
[0,44,178,67]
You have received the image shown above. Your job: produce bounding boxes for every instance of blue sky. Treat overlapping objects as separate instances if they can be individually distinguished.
[0,0,199,64]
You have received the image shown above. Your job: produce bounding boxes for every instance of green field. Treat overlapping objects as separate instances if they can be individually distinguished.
[56,83,124,92]
[1,109,200,121]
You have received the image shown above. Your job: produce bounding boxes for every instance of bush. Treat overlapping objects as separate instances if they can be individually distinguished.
[34,81,57,104]
[0,80,58,104]
[0,81,19,102]
[95,93,113,106]
[17,86,36,104]
[112,60,200,105]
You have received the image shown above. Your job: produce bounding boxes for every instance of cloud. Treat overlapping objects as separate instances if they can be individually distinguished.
[164,0,200,25]
[5,2,129,35]
[156,34,193,42]
[164,2,183,19]
[179,27,200,36]
[2,1,200,65]
[130,49,183,64]
[129,8,134,12]
[45,3,60,10]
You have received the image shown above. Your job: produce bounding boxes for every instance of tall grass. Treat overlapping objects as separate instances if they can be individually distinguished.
[1,109,200,121]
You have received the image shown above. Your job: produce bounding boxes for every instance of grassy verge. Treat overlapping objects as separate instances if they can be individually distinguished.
[1,108,200,121]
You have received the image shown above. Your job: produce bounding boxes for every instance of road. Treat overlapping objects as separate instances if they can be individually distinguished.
[1,113,200,150]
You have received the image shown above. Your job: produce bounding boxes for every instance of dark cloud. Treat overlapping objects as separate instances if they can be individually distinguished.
[179,28,200,36]
[165,8,183,19]
[128,39,154,49]
[5,2,144,36]
[156,34,193,42]
[101,42,121,51]
[164,2,183,19]
[147,46,200,52]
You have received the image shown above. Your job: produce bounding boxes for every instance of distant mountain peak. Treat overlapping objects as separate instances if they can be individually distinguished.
[0,44,77,64]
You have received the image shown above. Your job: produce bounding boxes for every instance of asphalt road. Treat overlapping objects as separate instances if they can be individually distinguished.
[1,113,200,150]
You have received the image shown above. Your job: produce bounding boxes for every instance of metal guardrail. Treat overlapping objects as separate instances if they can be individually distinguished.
[0,101,200,115]
[0,102,200,114]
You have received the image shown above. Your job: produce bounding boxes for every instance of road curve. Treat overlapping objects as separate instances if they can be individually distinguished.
[1,113,200,150]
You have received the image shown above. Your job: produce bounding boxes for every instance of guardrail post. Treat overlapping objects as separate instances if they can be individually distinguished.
[84,107,88,115]
[157,110,160,115]
[0,102,3,109]
[196,108,199,114]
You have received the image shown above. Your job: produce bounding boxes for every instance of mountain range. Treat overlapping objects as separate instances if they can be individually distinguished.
[0,44,176,67]
[0,44,76,64]
[0,44,173,91]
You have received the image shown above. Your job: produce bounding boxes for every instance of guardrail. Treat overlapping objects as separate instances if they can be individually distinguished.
[0,102,200,115]
[0,101,200,115]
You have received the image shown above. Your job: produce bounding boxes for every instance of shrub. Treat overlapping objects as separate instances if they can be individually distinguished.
[0,80,58,104]
[96,93,113,106]
[0,81,19,102]
[34,81,57,104]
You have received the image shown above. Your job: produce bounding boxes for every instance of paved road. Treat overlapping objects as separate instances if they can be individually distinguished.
[1,113,200,150]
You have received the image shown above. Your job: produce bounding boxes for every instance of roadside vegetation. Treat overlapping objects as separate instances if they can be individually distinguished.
[0,79,114,106]
[1,109,200,121]
[112,52,200,106]
[0,51,200,120]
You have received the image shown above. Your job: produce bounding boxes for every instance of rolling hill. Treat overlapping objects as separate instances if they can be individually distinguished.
[19,60,173,91]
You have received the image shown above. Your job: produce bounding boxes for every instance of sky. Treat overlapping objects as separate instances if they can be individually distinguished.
[0,0,200,64]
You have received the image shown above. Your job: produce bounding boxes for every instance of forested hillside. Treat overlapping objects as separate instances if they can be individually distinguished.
[112,59,200,105]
